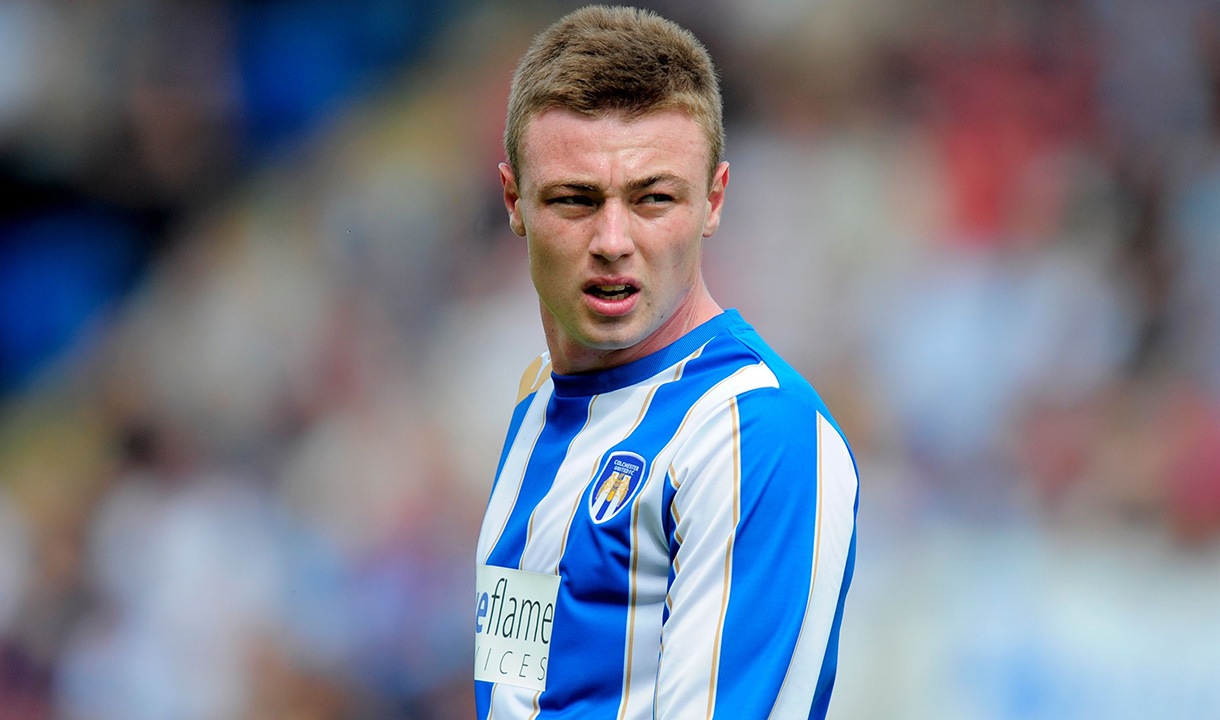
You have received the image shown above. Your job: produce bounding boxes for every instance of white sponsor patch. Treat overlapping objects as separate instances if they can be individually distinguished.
[474,565,561,691]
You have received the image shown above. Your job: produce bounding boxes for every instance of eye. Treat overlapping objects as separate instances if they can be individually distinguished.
[549,195,595,207]
[639,193,674,204]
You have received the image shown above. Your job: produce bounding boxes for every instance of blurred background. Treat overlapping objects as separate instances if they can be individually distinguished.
[0,0,1218,718]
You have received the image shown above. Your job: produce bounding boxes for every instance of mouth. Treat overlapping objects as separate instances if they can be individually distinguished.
[584,282,639,302]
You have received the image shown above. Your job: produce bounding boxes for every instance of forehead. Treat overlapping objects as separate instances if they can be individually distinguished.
[518,108,710,186]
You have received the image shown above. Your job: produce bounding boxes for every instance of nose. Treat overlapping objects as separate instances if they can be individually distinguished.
[588,200,634,262]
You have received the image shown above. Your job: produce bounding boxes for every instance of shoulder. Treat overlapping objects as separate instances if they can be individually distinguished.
[725,319,847,436]
[680,319,852,457]
[515,351,552,404]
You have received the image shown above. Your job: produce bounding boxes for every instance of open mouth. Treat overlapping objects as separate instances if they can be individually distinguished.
[585,283,638,302]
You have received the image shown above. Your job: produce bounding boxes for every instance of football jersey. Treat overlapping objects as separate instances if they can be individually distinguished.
[475,309,858,720]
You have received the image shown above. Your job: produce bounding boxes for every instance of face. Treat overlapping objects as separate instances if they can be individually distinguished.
[501,108,729,374]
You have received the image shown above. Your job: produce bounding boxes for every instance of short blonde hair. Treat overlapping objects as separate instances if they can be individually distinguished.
[505,5,724,183]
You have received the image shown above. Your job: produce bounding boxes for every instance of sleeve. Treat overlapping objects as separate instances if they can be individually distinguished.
[490,352,552,489]
[654,388,859,720]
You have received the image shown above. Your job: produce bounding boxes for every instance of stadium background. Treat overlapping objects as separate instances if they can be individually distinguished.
[1,0,1219,718]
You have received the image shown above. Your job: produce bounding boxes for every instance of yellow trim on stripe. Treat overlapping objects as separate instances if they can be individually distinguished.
[518,393,595,574]
[665,363,755,492]
[706,398,741,720]
[665,465,683,611]
[617,494,645,720]
[627,383,662,436]
[668,467,681,524]
[604,349,698,716]
[765,414,827,720]
[517,355,552,404]
[485,407,548,565]
[615,371,673,717]
[522,395,597,570]
[552,460,601,575]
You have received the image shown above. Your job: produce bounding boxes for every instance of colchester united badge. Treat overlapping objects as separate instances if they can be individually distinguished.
[588,451,648,523]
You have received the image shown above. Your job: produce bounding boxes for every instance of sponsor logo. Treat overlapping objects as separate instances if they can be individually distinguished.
[587,451,648,524]
[474,565,560,691]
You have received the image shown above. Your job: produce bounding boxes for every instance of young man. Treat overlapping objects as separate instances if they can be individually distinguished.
[475,6,858,719]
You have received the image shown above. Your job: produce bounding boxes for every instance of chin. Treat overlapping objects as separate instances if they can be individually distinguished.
[582,333,640,352]
[572,324,644,352]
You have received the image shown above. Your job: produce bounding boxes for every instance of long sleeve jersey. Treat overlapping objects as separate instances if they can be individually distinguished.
[475,310,858,720]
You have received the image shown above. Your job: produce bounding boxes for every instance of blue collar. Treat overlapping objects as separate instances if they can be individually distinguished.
[550,309,746,397]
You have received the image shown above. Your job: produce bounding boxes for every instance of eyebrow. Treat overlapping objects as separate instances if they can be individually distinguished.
[538,173,689,195]
[541,181,598,194]
[627,173,689,193]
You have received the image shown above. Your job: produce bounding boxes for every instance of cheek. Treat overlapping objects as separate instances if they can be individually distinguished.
[526,236,566,295]
[527,234,554,267]
[658,225,704,274]
[526,240,545,284]
[527,218,585,266]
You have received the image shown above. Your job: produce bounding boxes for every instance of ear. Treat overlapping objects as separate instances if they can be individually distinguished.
[702,161,730,238]
[500,163,527,237]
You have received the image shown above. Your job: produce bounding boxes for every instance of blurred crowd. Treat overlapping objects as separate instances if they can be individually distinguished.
[0,1,1218,719]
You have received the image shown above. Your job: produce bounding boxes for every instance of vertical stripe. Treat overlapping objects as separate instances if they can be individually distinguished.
[514,375,661,575]
[486,392,597,570]
[654,365,780,720]
[615,358,692,720]
[478,384,551,564]
[665,364,756,493]
[765,418,823,720]
[653,637,665,719]
[485,389,605,720]
[481,683,495,720]
[617,361,774,720]
[520,397,600,566]
[616,496,644,720]
[492,390,539,497]
[765,413,858,718]
[546,380,663,574]
[705,398,740,720]
[691,380,852,718]
[664,466,679,625]
[809,529,856,719]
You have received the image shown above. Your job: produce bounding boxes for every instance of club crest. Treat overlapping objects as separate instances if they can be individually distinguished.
[587,451,648,524]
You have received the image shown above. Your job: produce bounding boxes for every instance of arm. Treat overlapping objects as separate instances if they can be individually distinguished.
[656,389,858,720]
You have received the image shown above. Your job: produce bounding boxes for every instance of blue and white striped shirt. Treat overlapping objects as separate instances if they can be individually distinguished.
[476,309,858,719]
